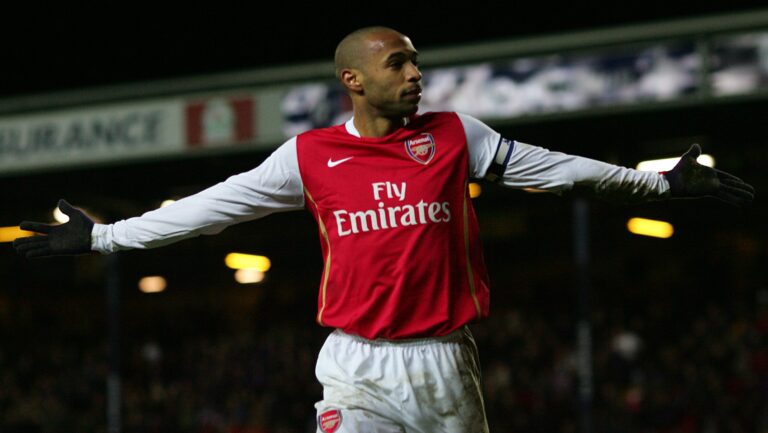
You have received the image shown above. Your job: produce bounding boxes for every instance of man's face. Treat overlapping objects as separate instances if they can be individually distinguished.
[358,32,422,117]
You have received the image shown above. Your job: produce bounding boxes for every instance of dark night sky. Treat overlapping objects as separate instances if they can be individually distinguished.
[2,1,767,99]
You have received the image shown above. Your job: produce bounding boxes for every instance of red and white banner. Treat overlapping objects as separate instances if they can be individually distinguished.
[185,96,255,147]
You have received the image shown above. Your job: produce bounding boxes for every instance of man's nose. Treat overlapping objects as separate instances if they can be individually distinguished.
[406,63,422,82]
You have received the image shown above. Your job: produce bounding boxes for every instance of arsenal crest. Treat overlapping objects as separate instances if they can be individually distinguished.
[404,133,436,164]
[318,409,343,433]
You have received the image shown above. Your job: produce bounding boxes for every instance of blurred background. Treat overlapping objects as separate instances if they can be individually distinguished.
[2,3,768,432]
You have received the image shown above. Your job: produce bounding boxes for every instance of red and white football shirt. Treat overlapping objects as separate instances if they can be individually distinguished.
[296,112,490,339]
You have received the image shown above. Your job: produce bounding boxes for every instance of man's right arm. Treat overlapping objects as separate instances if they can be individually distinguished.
[17,138,305,257]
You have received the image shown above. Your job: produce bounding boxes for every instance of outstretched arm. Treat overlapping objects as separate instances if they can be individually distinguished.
[488,140,670,202]
[461,113,753,206]
[14,138,305,258]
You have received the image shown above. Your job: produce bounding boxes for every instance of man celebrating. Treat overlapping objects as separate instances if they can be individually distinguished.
[15,27,753,432]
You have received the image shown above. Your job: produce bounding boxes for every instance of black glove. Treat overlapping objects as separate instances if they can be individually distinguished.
[663,144,754,208]
[13,199,95,258]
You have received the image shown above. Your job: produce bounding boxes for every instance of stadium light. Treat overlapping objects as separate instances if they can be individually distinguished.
[468,183,481,198]
[225,253,271,272]
[235,269,266,284]
[138,276,167,293]
[160,199,176,208]
[636,154,715,172]
[53,206,70,223]
[627,218,674,239]
[0,226,34,243]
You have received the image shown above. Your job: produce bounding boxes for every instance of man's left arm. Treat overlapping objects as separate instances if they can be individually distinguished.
[460,113,754,206]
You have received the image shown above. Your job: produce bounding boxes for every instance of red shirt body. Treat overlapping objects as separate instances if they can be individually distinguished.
[296,112,490,339]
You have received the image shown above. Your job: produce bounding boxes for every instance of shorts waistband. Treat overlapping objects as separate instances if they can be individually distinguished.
[332,327,470,347]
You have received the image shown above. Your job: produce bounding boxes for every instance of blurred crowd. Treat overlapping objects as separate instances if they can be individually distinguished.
[2,291,767,433]
[282,31,768,137]
[477,301,768,432]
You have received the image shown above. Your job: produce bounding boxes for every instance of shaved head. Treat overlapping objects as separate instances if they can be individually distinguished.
[333,26,422,125]
[334,26,405,78]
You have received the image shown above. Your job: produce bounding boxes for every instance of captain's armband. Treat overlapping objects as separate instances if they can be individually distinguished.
[484,137,515,183]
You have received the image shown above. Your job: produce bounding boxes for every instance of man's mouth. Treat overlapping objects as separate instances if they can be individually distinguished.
[403,87,422,99]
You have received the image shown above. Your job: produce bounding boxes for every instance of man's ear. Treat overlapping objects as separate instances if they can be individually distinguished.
[340,68,363,93]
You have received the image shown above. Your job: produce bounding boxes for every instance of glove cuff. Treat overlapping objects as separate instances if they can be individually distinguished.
[660,170,684,198]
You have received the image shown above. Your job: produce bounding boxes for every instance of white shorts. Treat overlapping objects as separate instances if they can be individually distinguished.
[314,327,489,433]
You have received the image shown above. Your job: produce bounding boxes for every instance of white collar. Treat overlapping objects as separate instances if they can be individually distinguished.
[345,117,360,137]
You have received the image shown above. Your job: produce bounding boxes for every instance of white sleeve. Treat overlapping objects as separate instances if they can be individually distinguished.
[459,113,670,200]
[91,138,305,253]
[459,113,502,179]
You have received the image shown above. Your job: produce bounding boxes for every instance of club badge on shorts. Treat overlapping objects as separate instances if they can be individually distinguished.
[405,133,436,164]
[318,409,343,433]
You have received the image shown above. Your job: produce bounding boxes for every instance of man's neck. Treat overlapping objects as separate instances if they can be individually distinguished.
[352,112,407,138]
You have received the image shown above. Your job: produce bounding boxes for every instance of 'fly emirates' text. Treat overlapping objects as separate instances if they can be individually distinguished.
[332,182,451,237]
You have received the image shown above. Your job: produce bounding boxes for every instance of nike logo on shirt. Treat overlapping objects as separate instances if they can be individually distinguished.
[327,157,354,167]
